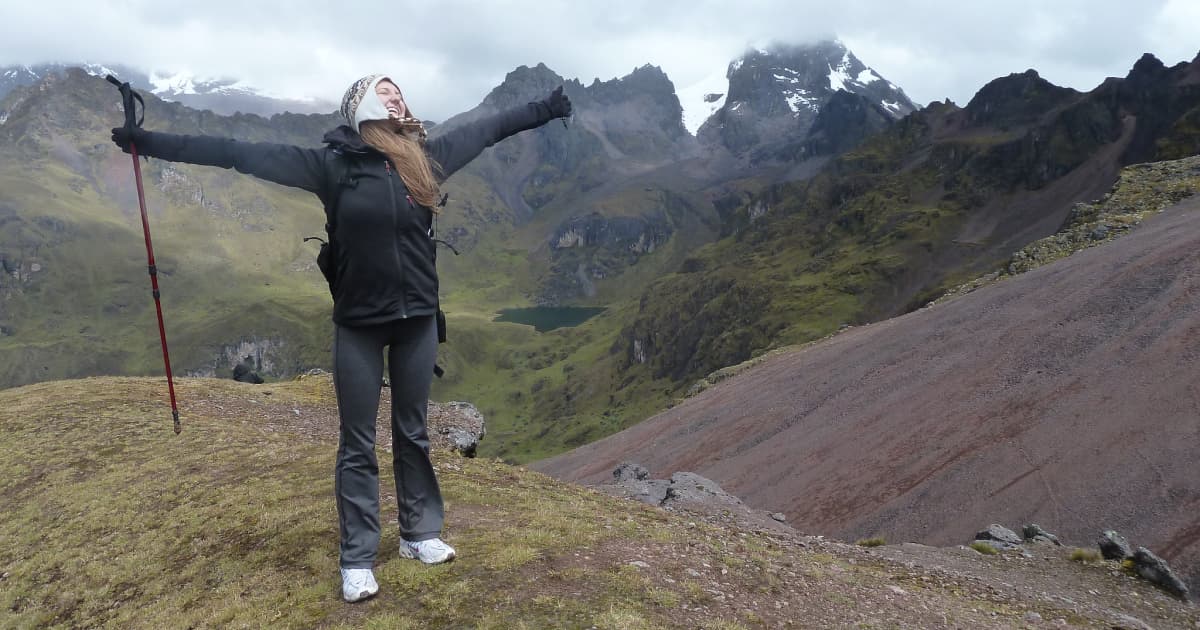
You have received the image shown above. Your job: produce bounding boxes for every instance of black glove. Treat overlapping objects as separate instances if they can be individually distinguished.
[110,126,149,153]
[543,86,572,119]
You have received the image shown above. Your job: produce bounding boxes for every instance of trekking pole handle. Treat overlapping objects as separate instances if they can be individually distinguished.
[106,74,144,131]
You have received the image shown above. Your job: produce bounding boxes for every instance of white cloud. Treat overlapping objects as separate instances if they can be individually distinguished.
[1,0,1197,120]
[1147,0,1200,68]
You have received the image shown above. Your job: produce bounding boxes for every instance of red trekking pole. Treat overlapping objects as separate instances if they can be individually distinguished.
[107,75,181,434]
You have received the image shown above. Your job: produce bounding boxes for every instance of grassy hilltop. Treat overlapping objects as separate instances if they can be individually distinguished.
[2,376,1198,628]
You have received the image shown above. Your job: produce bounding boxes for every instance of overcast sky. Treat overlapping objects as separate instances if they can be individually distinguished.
[2,0,1197,121]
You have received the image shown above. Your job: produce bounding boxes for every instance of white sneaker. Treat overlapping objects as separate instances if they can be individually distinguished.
[340,568,379,603]
[399,537,456,564]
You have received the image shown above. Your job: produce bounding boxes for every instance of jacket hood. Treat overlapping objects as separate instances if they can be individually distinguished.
[322,123,432,154]
[322,125,373,154]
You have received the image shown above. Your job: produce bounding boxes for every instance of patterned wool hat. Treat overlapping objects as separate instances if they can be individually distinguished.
[340,74,415,133]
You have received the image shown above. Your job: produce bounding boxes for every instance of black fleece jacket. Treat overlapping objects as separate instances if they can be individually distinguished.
[132,102,556,326]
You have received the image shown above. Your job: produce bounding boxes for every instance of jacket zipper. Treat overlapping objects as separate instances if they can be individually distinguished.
[384,159,408,318]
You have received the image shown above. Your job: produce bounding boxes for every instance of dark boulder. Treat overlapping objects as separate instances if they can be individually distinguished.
[1132,547,1190,599]
[613,462,650,482]
[429,401,486,458]
[663,472,736,505]
[603,463,670,505]
[1022,523,1062,545]
[232,355,264,384]
[1098,530,1133,561]
[975,524,1023,546]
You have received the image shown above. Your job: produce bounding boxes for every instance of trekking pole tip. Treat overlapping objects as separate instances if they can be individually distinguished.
[172,409,181,434]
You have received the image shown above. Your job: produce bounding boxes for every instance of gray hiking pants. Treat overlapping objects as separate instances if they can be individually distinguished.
[333,315,443,569]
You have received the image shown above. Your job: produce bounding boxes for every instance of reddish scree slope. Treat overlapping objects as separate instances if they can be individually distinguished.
[535,197,1200,589]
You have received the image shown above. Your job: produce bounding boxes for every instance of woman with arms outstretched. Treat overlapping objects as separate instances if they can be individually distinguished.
[112,74,572,603]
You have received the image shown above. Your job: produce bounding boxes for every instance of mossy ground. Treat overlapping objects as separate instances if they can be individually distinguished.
[5,376,1178,629]
[0,377,679,628]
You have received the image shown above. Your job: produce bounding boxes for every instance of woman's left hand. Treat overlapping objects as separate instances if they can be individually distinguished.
[543,86,572,119]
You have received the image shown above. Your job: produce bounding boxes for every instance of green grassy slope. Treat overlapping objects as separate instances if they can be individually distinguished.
[5,61,1198,466]
[0,71,339,386]
[6,376,1192,629]
[0,70,709,464]
[0,377,702,628]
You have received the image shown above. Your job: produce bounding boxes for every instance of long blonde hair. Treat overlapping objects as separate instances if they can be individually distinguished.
[359,120,443,209]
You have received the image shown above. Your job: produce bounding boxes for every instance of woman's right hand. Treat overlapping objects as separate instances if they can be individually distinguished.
[111,126,149,153]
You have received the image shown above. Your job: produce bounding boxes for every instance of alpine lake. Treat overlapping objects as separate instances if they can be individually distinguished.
[493,306,607,332]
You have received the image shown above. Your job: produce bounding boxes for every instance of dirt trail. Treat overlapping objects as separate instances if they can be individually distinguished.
[536,196,1200,591]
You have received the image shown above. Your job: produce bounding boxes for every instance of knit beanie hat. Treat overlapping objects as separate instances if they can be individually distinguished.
[340,74,414,133]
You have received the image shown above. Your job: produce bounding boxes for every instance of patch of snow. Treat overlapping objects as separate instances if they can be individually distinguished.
[0,112,8,126]
[149,70,198,96]
[828,51,854,92]
[772,72,801,85]
[82,63,119,79]
[856,68,881,85]
[5,66,37,79]
[731,58,744,73]
[828,63,852,92]
[730,101,744,112]
[211,78,256,96]
[784,89,820,114]
[677,68,730,135]
[881,100,903,116]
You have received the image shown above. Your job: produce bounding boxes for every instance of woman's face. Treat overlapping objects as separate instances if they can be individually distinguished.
[375,80,408,119]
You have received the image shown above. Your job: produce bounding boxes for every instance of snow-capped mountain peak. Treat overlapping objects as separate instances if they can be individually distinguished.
[149,70,200,96]
[80,63,120,79]
[3,65,40,82]
[692,39,917,155]
[0,63,334,117]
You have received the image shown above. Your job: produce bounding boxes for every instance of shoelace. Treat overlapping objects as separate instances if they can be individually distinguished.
[344,570,374,589]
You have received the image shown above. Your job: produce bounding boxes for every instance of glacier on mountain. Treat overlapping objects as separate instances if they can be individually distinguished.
[828,51,854,92]
[150,70,199,96]
[677,68,731,135]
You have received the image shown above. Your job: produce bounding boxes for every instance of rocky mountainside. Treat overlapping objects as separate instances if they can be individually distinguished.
[695,41,916,162]
[536,159,1200,594]
[608,52,1200,394]
[436,61,697,225]
[430,45,912,308]
[2,49,1198,468]
[0,62,333,116]
[428,62,716,306]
